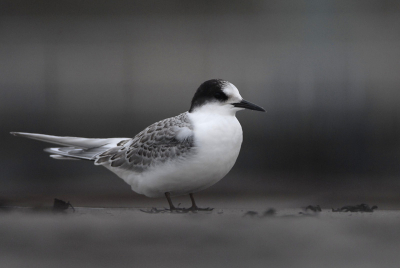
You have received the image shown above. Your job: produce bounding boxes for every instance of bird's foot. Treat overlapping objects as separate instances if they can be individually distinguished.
[140,203,213,213]
[140,207,190,214]
[169,207,190,213]
[168,203,190,213]
[183,205,214,212]
[140,207,213,213]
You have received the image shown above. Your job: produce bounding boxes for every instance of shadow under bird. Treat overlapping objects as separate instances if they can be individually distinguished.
[11,79,265,211]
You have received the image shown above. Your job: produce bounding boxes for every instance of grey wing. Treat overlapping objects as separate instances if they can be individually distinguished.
[94,112,195,172]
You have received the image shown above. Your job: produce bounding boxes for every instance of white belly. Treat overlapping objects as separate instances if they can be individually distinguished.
[114,113,243,198]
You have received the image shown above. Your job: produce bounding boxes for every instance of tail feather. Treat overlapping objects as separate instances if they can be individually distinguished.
[10,132,125,148]
[11,132,130,161]
[49,155,80,160]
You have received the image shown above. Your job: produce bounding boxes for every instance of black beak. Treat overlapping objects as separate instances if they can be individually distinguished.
[233,99,266,112]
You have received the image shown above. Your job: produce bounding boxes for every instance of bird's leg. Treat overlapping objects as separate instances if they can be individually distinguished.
[165,192,185,211]
[186,193,213,211]
[165,192,176,210]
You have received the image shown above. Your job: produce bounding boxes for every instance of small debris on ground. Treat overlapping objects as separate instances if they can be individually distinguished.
[243,211,259,217]
[140,207,170,213]
[53,199,75,212]
[263,208,276,217]
[305,205,322,212]
[243,208,276,218]
[332,203,377,212]
[298,205,321,216]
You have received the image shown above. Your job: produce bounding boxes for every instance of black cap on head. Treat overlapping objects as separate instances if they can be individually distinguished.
[189,79,229,112]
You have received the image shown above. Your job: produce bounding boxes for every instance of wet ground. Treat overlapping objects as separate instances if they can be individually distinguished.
[1,204,400,268]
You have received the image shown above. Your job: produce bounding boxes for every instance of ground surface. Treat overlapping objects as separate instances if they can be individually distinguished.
[1,205,400,268]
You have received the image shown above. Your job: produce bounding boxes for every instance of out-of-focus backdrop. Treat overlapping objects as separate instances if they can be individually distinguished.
[1,0,400,207]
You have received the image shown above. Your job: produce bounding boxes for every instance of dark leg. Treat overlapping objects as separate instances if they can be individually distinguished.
[140,192,184,213]
[186,193,213,211]
[165,192,176,210]
[165,192,185,211]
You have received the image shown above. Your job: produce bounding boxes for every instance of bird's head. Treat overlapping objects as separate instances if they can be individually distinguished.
[189,79,265,115]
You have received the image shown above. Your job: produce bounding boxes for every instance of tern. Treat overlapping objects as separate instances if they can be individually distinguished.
[11,79,265,211]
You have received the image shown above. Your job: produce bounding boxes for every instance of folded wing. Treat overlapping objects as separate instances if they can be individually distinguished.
[95,112,195,172]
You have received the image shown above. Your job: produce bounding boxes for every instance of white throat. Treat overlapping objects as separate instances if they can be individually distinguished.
[190,102,239,116]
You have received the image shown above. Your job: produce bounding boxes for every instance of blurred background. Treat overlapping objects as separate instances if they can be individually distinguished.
[1,0,400,208]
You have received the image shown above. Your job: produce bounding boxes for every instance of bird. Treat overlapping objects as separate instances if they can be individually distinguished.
[11,79,265,212]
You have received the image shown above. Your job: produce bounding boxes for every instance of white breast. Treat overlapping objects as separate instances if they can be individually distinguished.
[189,111,243,181]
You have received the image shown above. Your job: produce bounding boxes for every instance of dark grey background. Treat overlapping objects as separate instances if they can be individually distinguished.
[1,0,400,207]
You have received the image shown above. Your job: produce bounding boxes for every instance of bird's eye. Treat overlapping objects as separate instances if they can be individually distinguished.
[214,92,222,98]
[212,91,228,101]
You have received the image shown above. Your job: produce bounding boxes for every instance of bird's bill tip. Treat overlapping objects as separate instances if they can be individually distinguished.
[232,99,266,112]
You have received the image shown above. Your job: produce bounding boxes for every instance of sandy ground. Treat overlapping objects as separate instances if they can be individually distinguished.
[1,205,400,268]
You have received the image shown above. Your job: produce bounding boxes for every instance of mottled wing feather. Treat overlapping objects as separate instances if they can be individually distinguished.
[94,112,194,172]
